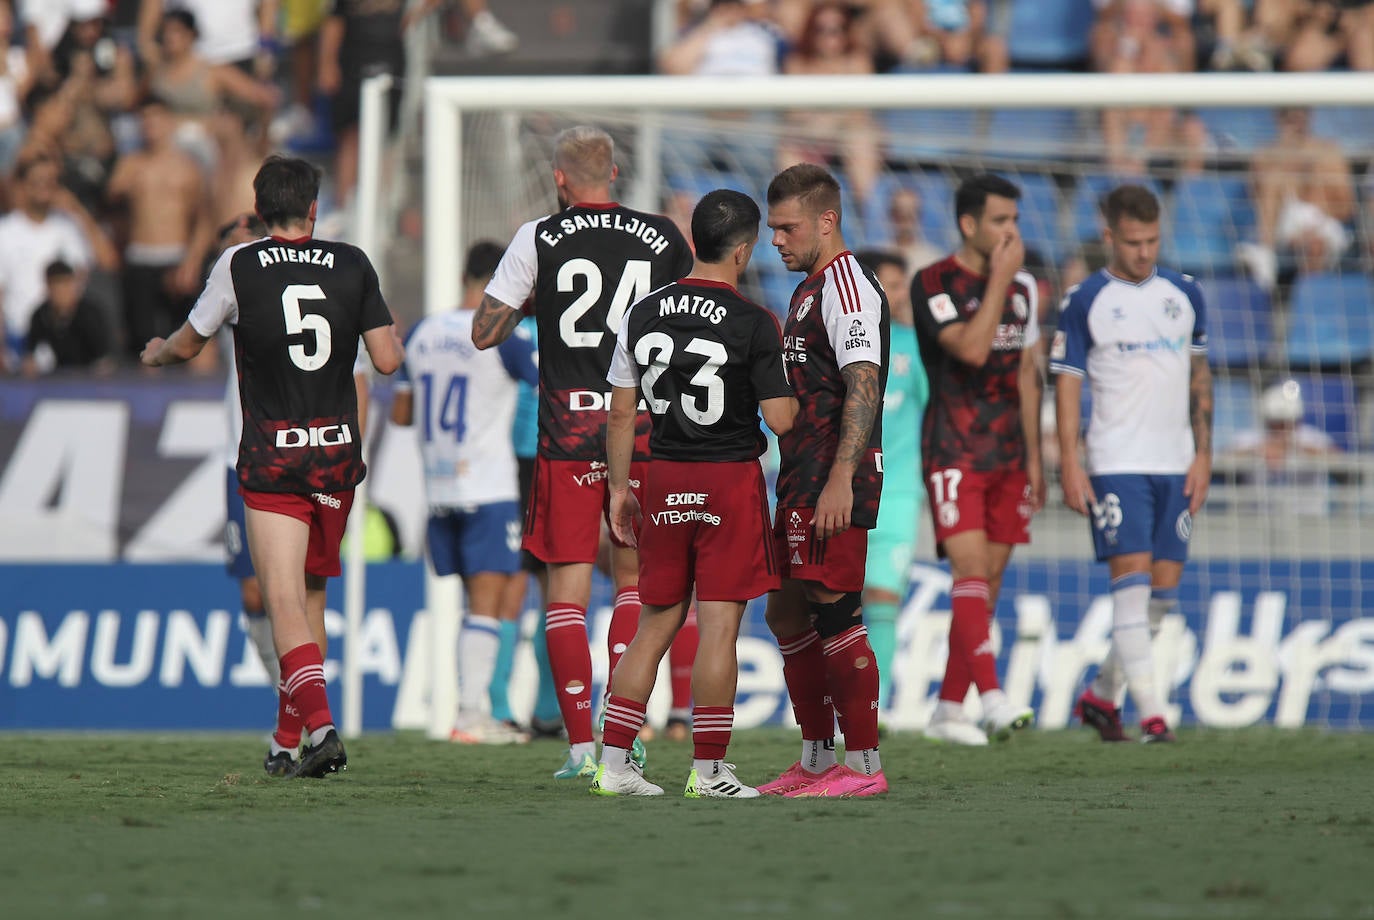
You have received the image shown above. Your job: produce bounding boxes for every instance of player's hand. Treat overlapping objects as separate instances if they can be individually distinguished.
[1060,461,1095,516]
[608,486,641,548]
[988,233,1024,281]
[812,475,853,540]
[1026,462,1047,514]
[1184,454,1211,515]
[139,337,165,367]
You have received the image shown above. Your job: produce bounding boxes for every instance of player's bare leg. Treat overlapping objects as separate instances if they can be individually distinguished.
[247,508,343,777]
[545,561,599,776]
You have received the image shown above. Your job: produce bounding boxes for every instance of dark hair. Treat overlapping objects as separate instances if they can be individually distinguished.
[692,189,760,263]
[854,248,907,278]
[797,2,853,57]
[955,173,1021,226]
[140,93,171,112]
[253,155,321,228]
[767,163,842,224]
[464,240,506,281]
[160,9,198,37]
[45,259,75,281]
[1101,184,1161,227]
[14,154,58,182]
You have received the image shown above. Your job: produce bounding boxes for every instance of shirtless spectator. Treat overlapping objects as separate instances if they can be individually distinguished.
[107,96,214,365]
[1284,0,1374,71]
[208,105,269,228]
[0,156,116,372]
[1239,106,1354,289]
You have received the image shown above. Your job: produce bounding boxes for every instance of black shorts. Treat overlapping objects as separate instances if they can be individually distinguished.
[332,61,403,135]
[517,455,542,573]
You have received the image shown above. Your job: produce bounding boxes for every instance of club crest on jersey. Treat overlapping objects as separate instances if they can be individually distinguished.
[795,294,815,322]
[928,292,958,323]
[1163,297,1183,320]
[1012,293,1029,321]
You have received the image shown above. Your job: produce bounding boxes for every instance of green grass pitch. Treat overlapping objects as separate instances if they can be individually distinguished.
[2,728,1372,920]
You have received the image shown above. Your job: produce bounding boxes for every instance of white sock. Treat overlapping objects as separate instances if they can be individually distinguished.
[1111,574,1163,719]
[692,758,722,778]
[845,748,882,775]
[243,613,279,685]
[308,724,334,746]
[270,738,296,758]
[802,737,837,773]
[933,699,965,722]
[601,744,633,773]
[1092,645,1127,706]
[458,615,501,716]
[570,741,596,764]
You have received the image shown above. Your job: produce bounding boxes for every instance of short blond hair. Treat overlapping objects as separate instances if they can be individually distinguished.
[767,163,842,224]
[552,126,614,187]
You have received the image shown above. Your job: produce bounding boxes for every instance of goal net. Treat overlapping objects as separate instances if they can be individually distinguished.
[412,73,1374,734]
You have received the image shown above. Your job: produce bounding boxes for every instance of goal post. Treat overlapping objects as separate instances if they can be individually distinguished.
[413,72,1374,734]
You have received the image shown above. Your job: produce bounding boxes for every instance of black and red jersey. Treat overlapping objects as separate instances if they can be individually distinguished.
[776,252,889,529]
[911,255,1040,474]
[188,236,392,493]
[608,278,792,462]
[485,202,693,462]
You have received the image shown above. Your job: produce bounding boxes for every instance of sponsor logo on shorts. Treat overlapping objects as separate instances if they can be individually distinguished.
[573,461,608,487]
[650,509,721,526]
[1177,510,1193,542]
[311,492,341,509]
[938,501,959,528]
[665,492,707,506]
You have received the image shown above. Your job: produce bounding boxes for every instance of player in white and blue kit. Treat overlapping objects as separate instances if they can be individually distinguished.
[1051,184,1213,744]
[391,241,539,744]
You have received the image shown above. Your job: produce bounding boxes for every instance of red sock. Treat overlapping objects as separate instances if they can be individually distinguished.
[545,604,594,744]
[778,629,833,741]
[280,643,332,734]
[939,641,973,703]
[273,681,303,749]
[601,694,646,752]
[692,705,733,760]
[948,577,1000,696]
[821,624,880,751]
[607,586,640,678]
[669,607,699,711]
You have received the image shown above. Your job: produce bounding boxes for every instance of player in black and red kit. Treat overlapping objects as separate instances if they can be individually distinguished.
[757,164,890,799]
[471,126,693,780]
[590,189,797,798]
[911,173,1046,746]
[141,156,403,778]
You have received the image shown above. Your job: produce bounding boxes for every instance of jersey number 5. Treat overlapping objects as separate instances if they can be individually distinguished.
[635,333,726,426]
[557,258,651,349]
[282,284,331,371]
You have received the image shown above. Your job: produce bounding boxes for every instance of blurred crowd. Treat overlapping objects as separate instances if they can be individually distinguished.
[0,0,517,378]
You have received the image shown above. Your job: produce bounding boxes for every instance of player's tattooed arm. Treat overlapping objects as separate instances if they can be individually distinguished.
[471,294,521,350]
[1189,353,1214,458]
[836,361,882,473]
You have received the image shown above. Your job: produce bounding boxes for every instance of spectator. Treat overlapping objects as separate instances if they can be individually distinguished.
[1091,0,1196,74]
[1202,0,1288,70]
[107,95,213,364]
[1239,106,1354,289]
[274,0,330,146]
[22,0,110,82]
[455,0,518,56]
[21,259,113,376]
[658,0,785,76]
[318,0,440,213]
[885,185,943,277]
[1284,0,1374,71]
[140,9,278,168]
[776,2,883,205]
[1224,379,1341,514]
[0,3,32,176]
[139,0,280,76]
[208,104,269,229]
[0,156,117,372]
[882,0,1008,72]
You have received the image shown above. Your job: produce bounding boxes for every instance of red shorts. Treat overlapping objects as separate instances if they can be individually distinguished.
[522,455,647,564]
[637,459,778,605]
[240,487,355,577]
[604,460,648,550]
[924,466,1032,556]
[773,506,869,593]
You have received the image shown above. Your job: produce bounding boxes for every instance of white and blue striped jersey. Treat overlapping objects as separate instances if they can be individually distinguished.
[1050,267,1207,476]
[396,311,538,507]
